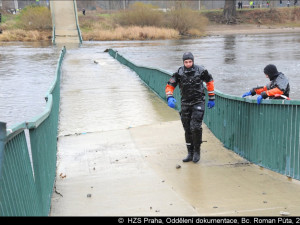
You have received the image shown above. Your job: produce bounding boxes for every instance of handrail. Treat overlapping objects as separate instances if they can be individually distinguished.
[6,122,27,141]
[108,48,300,181]
[26,95,53,129]
[73,0,83,44]
[50,0,56,44]
[0,122,6,178]
[48,47,66,94]
[52,25,55,45]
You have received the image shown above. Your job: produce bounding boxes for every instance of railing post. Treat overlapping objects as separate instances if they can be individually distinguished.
[0,122,6,178]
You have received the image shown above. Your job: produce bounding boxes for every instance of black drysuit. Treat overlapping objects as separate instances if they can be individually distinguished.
[166,64,215,161]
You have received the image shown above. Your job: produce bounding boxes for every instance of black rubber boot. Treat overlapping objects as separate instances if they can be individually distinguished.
[192,128,202,163]
[182,144,193,162]
[193,147,201,163]
[182,133,193,162]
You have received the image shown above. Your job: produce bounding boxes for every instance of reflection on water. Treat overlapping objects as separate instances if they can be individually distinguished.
[1,33,300,129]
[224,35,236,64]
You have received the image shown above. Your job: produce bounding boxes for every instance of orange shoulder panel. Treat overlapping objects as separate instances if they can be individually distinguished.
[266,87,284,97]
[206,80,215,96]
[165,84,175,96]
[255,86,267,95]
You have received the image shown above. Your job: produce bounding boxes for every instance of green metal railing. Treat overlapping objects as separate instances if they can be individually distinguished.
[50,0,82,44]
[50,0,56,44]
[73,0,83,44]
[0,46,66,216]
[108,48,300,181]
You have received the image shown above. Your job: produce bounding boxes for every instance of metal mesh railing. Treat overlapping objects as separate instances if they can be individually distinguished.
[108,48,300,181]
[206,93,300,180]
[0,46,66,216]
[0,123,41,216]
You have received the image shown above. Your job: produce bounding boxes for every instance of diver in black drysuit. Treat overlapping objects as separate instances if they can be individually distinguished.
[165,52,215,163]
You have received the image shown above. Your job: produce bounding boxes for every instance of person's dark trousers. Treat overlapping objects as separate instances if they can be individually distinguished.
[180,102,205,163]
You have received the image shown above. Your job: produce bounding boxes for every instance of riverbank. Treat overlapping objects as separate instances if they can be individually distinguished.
[204,6,300,36]
[0,6,299,41]
[204,24,300,36]
[79,6,300,40]
[0,24,299,42]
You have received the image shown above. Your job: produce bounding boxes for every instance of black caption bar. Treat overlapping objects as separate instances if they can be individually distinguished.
[114,217,300,225]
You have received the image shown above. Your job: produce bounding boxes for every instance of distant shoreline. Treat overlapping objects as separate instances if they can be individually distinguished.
[0,24,299,42]
[205,24,300,36]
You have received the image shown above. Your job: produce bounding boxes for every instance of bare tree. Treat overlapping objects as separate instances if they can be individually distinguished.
[223,0,237,24]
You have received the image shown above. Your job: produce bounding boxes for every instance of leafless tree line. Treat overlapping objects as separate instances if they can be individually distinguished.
[0,0,287,25]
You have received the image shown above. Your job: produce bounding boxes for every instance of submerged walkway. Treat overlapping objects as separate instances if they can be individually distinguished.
[50,48,300,216]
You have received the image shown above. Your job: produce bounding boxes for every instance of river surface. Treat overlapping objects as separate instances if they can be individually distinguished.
[1,33,300,128]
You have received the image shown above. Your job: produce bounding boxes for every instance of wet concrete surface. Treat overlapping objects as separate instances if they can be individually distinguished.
[50,48,300,216]
[130,121,300,216]
[57,47,178,136]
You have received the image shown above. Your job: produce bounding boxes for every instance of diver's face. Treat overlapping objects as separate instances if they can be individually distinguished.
[184,59,193,68]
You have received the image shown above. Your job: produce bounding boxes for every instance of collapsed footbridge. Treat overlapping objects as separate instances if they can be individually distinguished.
[1,5,300,216]
[50,0,82,44]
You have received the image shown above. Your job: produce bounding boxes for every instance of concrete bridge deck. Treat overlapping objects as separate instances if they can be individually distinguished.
[50,48,300,216]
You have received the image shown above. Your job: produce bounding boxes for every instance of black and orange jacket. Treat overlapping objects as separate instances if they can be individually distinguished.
[165,65,215,106]
[250,72,290,99]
